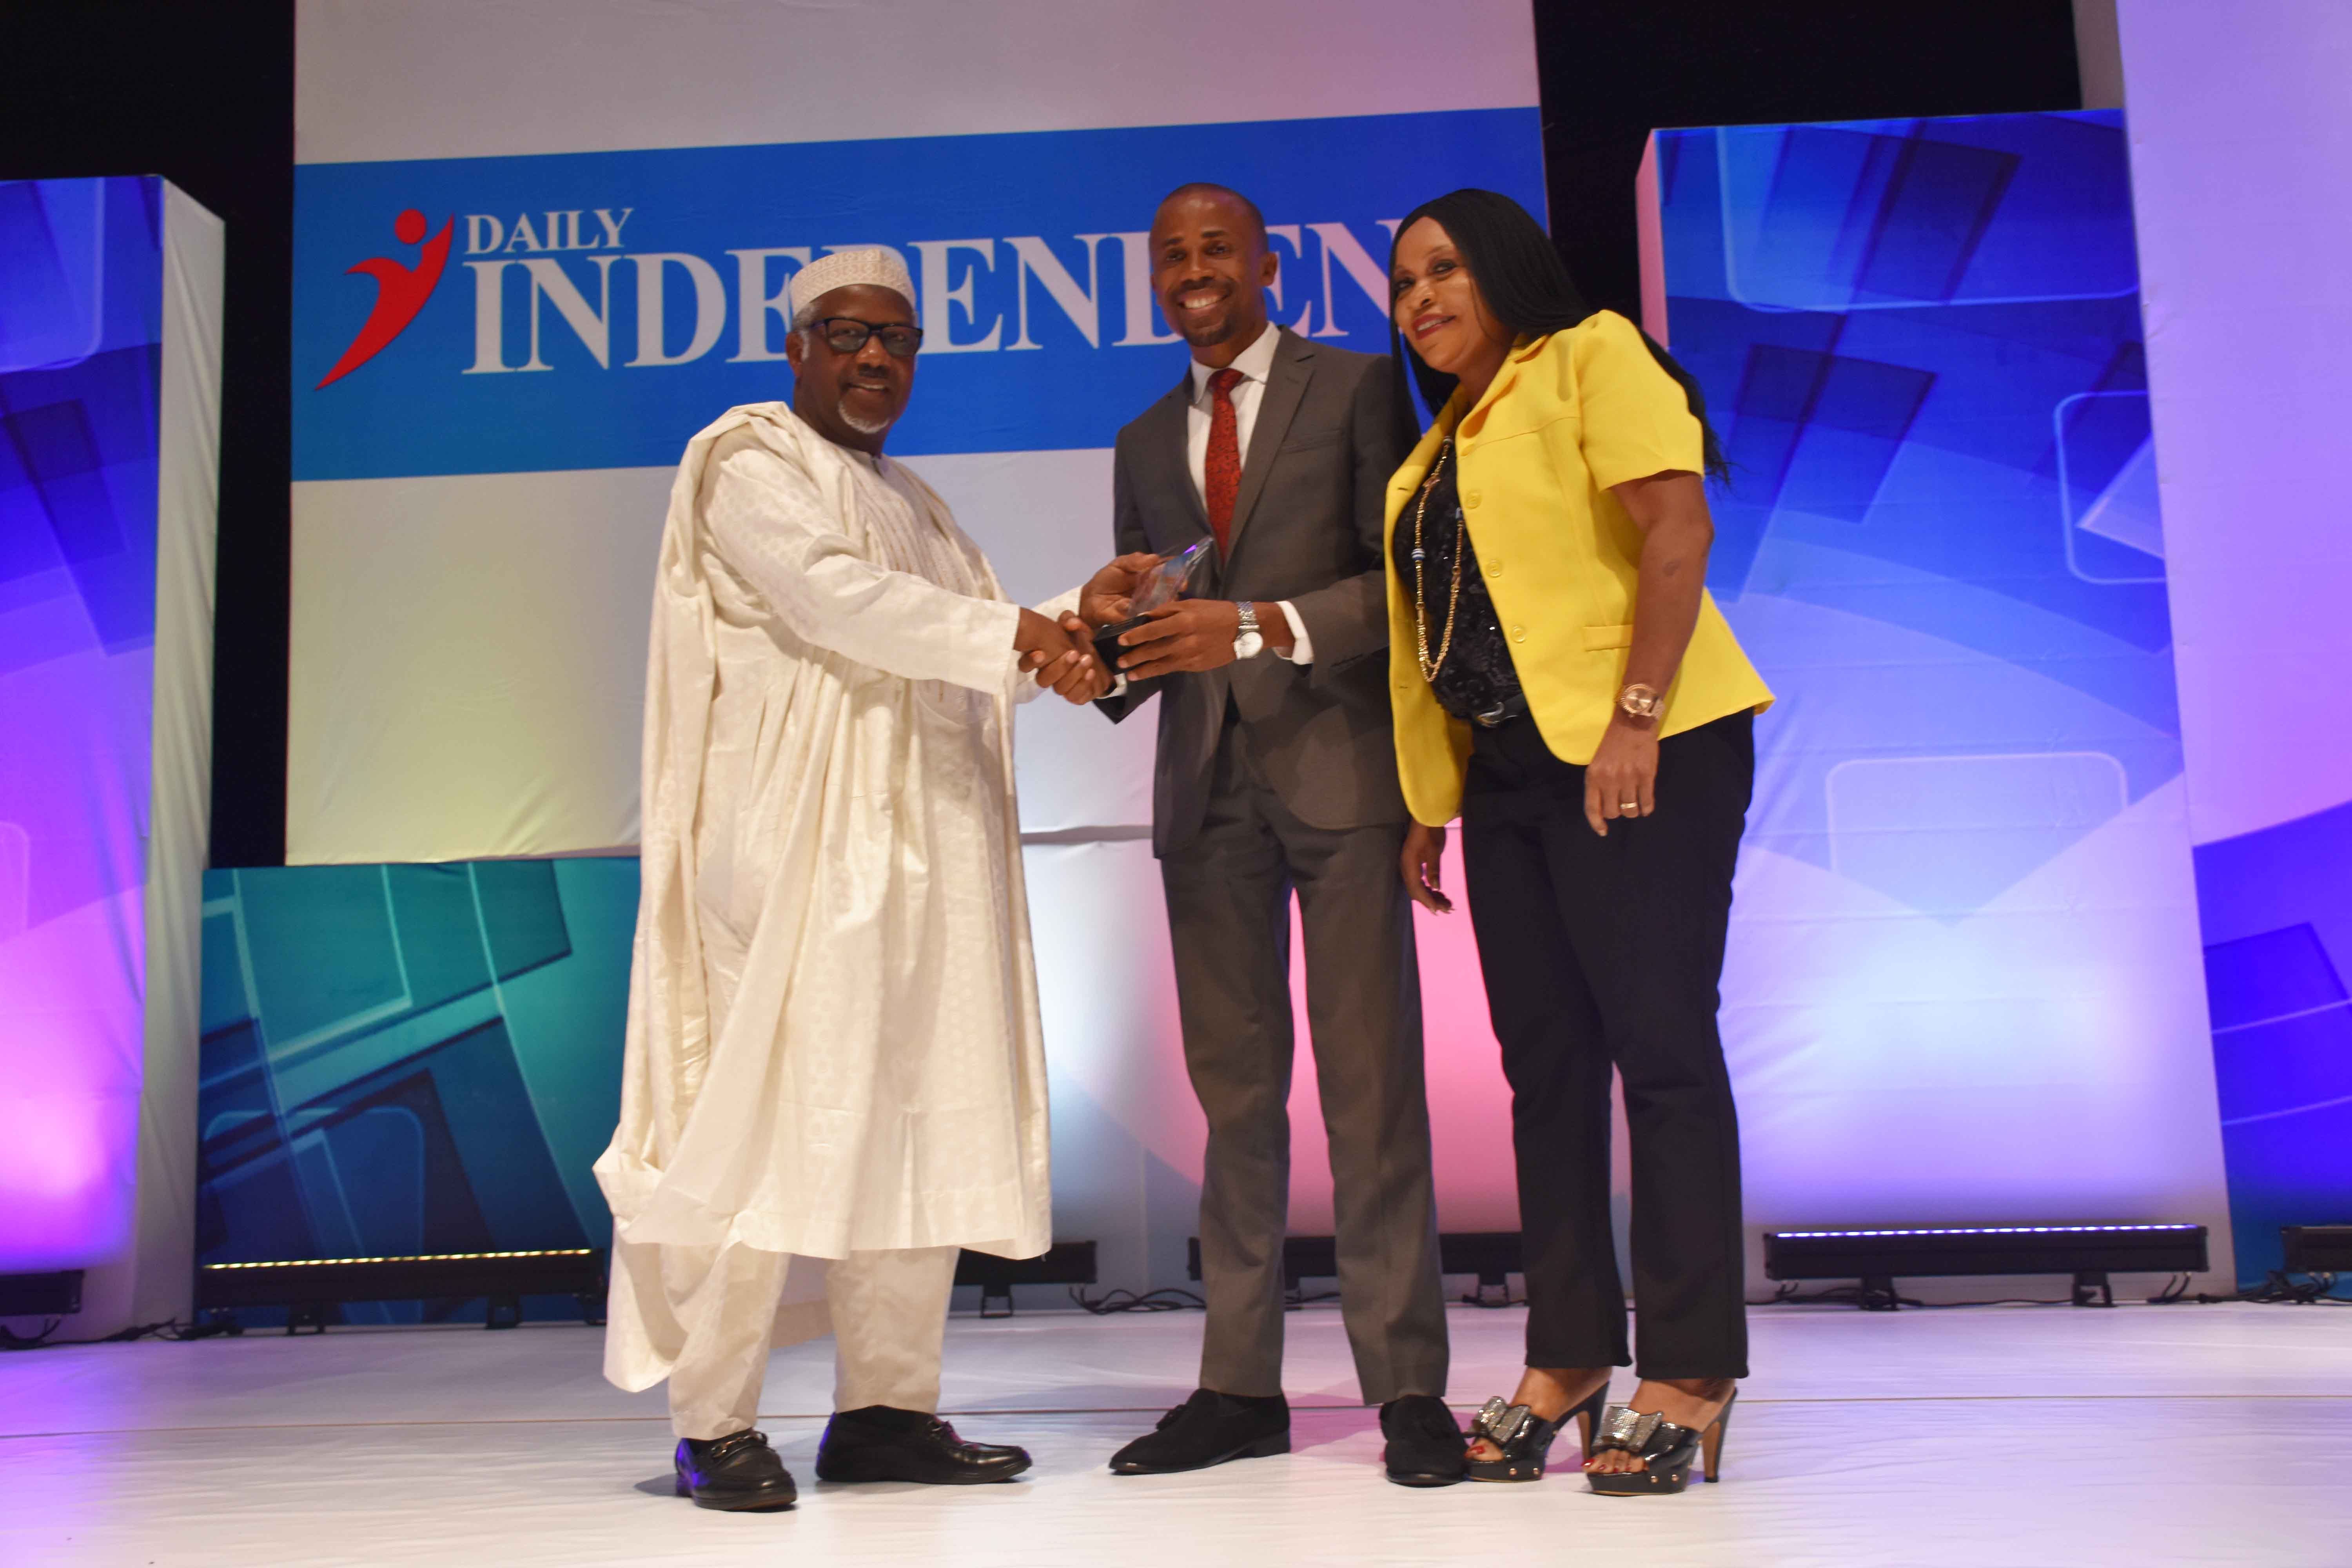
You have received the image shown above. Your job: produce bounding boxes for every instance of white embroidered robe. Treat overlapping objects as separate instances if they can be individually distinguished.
[595,401,1056,1390]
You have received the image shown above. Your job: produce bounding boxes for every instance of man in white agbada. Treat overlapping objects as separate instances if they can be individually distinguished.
[593,248,1107,1511]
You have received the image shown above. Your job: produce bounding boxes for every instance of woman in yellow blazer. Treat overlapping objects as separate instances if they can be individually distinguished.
[1383,190,1770,1497]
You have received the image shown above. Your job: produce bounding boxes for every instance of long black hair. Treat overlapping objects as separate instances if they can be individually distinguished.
[1386,188,1727,482]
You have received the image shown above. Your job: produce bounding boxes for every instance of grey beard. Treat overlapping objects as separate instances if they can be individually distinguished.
[839,404,892,436]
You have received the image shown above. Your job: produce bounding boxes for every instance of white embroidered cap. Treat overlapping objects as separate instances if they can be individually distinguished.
[790,246,917,318]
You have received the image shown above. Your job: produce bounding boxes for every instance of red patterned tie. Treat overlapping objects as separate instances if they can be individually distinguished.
[1204,367,1243,553]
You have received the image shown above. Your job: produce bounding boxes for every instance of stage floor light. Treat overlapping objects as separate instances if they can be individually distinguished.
[0,1270,85,1318]
[1763,1224,2208,1308]
[196,1249,608,1332]
[953,1241,1097,1317]
[2282,1225,2352,1276]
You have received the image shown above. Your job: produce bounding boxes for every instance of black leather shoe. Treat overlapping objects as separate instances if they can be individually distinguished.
[814,1405,1031,1485]
[1379,1394,1466,1487]
[1109,1388,1290,1475]
[673,1429,797,1510]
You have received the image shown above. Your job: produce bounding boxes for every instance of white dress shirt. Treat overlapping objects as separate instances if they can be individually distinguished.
[1182,322,1314,664]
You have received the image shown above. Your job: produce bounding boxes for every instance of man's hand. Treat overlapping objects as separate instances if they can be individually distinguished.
[1048,612,1111,703]
[1015,605,1083,679]
[1079,553,1161,628]
[1401,822,1452,914]
[1113,599,1243,681]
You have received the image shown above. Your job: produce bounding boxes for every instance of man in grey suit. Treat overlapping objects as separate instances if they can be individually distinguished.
[1068,184,1459,1488]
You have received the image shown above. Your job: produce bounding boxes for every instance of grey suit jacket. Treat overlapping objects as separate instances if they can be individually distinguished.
[1102,328,1410,857]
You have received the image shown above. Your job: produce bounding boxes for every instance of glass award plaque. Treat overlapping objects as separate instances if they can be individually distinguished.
[1094,537,1215,672]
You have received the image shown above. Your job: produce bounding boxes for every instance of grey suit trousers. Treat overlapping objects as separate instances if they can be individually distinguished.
[1159,713,1449,1403]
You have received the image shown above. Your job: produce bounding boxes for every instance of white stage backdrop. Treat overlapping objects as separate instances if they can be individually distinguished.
[289,0,1544,861]
[290,0,1547,1291]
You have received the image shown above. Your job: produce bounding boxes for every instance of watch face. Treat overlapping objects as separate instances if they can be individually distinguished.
[1234,632,1265,659]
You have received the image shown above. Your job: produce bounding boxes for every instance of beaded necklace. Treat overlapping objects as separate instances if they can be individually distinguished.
[1409,438,1465,682]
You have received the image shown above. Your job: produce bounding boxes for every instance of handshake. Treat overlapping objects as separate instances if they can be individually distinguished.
[1017,543,1256,704]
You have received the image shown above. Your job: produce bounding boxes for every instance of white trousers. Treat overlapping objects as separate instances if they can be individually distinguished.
[665,1243,960,1441]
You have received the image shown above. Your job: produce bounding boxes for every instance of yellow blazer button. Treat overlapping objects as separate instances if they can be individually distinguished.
[1464,490,1482,507]
[1486,558,1504,575]
[1510,626,1526,642]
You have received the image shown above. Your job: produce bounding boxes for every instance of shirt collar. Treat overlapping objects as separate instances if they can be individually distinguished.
[1189,321,1281,402]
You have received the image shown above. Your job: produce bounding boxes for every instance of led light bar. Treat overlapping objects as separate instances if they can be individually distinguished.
[1763,1223,2208,1308]
[2282,1225,2352,1274]
[0,1269,85,1318]
[953,1241,1098,1317]
[196,1249,607,1332]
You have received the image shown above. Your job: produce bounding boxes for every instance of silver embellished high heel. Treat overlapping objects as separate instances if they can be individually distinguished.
[1463,1385,1608,1482]
[1585,1389,1736,1496]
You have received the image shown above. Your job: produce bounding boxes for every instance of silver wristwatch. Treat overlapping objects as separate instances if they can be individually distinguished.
[1233,600,1265,659]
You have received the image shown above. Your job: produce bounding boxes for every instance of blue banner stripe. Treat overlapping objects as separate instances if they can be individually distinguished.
[292,109,1543,479]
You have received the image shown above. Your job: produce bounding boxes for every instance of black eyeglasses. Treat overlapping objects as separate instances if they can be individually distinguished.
[810,317,924,359]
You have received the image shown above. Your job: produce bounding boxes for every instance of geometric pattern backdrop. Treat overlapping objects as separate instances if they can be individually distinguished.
[2193,806,2352,1279]
[1659,110,2232,1262]
[0,176,167,1272]
[195,859,634,1320]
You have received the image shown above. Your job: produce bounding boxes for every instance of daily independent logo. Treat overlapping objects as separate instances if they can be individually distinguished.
[315,205,1405,384]
[316,209,455,387]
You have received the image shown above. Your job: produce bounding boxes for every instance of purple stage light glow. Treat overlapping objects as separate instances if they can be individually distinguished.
[0,177,165,1273]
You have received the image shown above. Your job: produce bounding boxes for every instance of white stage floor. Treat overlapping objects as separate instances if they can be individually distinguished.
[3,1300,2347,1566]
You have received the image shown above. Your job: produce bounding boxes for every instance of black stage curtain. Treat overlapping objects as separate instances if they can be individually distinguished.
[1,0,295,868]
[1533,0,2085,326]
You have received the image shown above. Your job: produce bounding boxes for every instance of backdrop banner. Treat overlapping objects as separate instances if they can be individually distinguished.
[1648,109,2233,1285]
[287,2,1545,866]
[1,176,222,1334]
[195,859,633,1323]
[252,0,1543,1305]
[2119,1,2352,1283]
[269,8,2241,1308]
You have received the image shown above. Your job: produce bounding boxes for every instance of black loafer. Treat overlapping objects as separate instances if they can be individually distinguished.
[814,1405,1032,1485]
[1379,1394,1466,1487]
[1109,1388,1290,1475]
[673,1429,797,1511]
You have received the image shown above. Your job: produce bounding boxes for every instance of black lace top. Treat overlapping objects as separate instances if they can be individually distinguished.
[1392,438,1523,720]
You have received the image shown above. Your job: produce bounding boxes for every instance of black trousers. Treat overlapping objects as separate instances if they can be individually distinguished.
[1459,709,1753,1379]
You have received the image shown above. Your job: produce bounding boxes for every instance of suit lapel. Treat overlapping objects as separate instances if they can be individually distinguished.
[1143,370,1209,543]
[1221,328,1310,561]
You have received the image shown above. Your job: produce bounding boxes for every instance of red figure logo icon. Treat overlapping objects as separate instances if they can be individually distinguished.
[317,209,452,388]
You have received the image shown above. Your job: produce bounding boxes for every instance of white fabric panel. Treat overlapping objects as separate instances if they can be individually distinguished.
[2120,0,2352,844]
[72,184,223,1338]
[287,466,668,864]
[919,447,1160,835]
[1021,839,1195,1294]
[1724,779,2234,1281]
[286,448,1146,863]
[123,185,224,1329]
[1022,835,1531,1293]
[295,0,1541,165]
